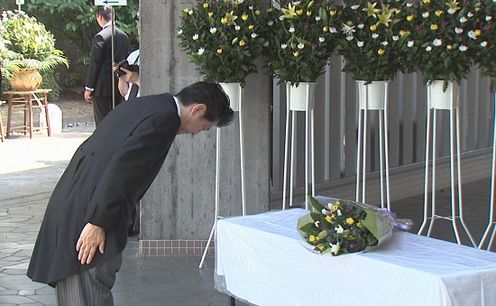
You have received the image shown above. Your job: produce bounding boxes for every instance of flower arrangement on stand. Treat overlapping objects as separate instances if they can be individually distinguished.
[263,0,340,86]
[177,0,266,86]
[337,0,406,83]
[400,0,478,87]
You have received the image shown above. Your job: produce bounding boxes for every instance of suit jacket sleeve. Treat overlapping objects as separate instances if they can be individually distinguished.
[85,34,106,89]
[84,113,180,230]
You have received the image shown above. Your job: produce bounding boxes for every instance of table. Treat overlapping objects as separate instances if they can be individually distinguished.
[215,208,496,306]
[4,89,52,138]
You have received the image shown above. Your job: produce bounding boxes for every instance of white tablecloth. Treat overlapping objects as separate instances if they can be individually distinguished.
[215,208,496,306]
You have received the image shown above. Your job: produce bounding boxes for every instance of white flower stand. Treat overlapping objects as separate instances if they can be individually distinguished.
[479,92,496,251]
[199,82,245,268]
[282,82,316,210]
[355,81,391,210]
[417,80,477,247]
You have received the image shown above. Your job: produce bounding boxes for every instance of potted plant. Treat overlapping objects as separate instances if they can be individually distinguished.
[0,10,68,91]
[264,0,340,111]
[177,0,266,110]
[471,0,496,90]
[337,0,405,110]
[400,0,477,109]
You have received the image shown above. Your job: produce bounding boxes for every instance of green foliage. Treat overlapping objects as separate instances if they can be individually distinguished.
[337,0,406,82]
[178,0,266,86]
[40,70,61,100]
[0,11,69,80]
[264,0,340,86]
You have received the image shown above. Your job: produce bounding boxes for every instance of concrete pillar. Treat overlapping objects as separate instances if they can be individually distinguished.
[139,1,271,250]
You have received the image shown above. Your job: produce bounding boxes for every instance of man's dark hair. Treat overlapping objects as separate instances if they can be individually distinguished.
[96,5,113,21]
[176,82,235,127]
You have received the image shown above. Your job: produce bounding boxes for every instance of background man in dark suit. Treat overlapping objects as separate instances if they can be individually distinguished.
[27,82,235,306]
[84,5,129,125]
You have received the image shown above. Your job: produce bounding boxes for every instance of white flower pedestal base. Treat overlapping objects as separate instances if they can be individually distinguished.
[355,81,391,210]
[199,82,245,268]
[282,82,316,210]
[479,92,496,251]
[417,80,476,247]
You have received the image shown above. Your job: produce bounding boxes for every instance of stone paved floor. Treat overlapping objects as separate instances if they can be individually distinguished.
[0,92,494,305]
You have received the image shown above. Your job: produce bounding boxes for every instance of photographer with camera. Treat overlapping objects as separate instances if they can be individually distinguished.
[115,49,140,101]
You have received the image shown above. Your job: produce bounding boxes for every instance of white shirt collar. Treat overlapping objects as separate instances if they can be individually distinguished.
[173,96,181,117]
[102,21,112,28]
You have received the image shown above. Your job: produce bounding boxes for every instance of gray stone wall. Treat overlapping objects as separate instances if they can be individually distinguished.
[139,0,271,240]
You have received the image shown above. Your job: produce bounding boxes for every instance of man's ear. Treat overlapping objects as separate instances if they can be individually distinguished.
[192,103,207,115]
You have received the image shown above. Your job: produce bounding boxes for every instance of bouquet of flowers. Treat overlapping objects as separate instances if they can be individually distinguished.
[298,195,412,255]
[337,0,406,83]
[263,0,340,85]
[177,0,267,86]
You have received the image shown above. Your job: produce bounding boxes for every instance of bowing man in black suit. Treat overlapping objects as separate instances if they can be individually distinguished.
[84,5,129,125]
[27,82,235,305]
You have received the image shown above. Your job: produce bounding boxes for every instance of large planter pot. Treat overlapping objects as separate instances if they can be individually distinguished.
[9,68,42,91]
[220,82,242,112]
[428,80,459,110]
[286,82,316,112]
[357,80,389,110]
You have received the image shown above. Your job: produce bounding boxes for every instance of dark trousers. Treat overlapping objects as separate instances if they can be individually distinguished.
[92,95,122,126]
[56,254,122,306]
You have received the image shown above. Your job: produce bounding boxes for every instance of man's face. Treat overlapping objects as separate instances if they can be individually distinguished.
[181,104,217,135]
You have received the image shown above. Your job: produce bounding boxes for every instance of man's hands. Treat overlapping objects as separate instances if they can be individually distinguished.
[84,90,93,103]
[119,67,140,86]
[76,223,105,264]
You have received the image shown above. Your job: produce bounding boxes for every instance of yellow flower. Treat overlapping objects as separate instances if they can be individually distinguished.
[248,24,254,30]
[255,9,261,15]
[346,217,355,225]
[431,24,438,30]
[446,0,460,13]
[239,39,246,47]
[435,10,443,17]
[296,9,304,15]
[306,10,312,17]
[282,3,297,19]
[346,20,353,26]
[356,222,362,228]
[183,8,189,13]
[399,30,410,36]
[208,12,213,17]
[325,215,332,222]
[293,51,300,57]
[475,29,482,36]
[447,44,453,50]
[241,13,248,21]
[216,48,223,54]
[221,11,238,26]
[323,26,329,32]
[203,2,208,9]
[309,235,316,242]
[363,2,380,18]
[423,0,431,4]
[377,4,393,27]
[406,15,414,22]
[330,9,337,16]
[317,244,326,252]
[370,23,378,31]
[378,48,385,55]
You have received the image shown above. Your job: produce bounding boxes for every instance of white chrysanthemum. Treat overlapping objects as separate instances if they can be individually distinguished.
[263,41,269,47]
[422,12,429,18]
[351,5,359,10]
[330,243,340,255]
[251,33,258,38]
[460,17,467,23]
[235,25,241,31]
[407,41,414,47]
[481,41,488,47]
[357,23,364,29]
[467,12,474,18]
[177,29,183,35]
[319,37,325,43]
[197,48,205,55]
[346,36,353,41]
[321,208,328,215]
[357,40,364,47]
[281,43,287,49]
[337,209,342,216]
[314,220,320,227]
[279,16,284,21]
[268,20,274,26]
[329,27,338,33]
[455,27,463,34]
[372,33,379,39]
[448,8,457,14]
[433,38,442,46]
[392,35,399,41]
[188,10,193,15]
[468,30,477,39]
[335,225,344,234]
[486,16,493,22]
[459,45,468,52]
[297,43,304,49]
[315,16,321,21]
[407,3,413,7]
[209,27,217,34]
[249,5,253,10]
[382,41,388,46]
[289,26,295,33]
[341,24,355,36]
[426,45,432,52]
[192,34,199,40]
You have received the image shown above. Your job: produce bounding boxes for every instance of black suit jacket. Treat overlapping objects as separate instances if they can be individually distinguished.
[27,94,181,286]
[85,24,129,97]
